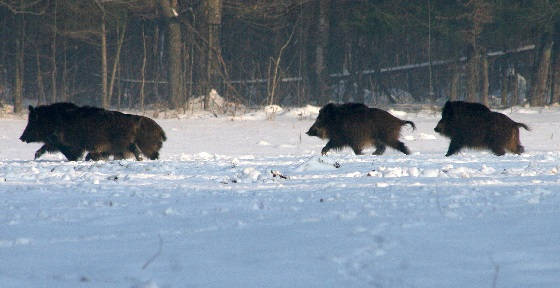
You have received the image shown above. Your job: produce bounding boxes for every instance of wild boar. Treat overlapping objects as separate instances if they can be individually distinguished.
[306,103,415,155]
[85,114,166,161]
[20,104,143,161]
[434,100,529,156]
[24,103,166,161]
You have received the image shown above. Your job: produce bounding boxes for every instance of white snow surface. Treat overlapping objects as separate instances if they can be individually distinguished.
[1,105,560,287]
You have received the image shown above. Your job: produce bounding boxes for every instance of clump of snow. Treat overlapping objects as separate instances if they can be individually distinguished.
[421,168,440,177]
[241,167,262,182]
[264,105,283,114]
[257,140,272,146]
[388,109,407,118]
[283,105,321,120]
[183,89,244,116]
[418,133,437,140]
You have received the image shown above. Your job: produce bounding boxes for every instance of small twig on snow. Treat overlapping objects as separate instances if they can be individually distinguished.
[142,234,163,270]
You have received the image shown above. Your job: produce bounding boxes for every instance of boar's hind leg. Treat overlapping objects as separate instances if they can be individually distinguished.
[129,143,144,161]
[387,140,410,155]
[490,145,506,156]
[372,144,386,155]
[351,145,363,155]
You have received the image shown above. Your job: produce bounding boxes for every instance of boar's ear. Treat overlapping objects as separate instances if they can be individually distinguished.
[28,105,34,112]
[442,101,453,118]
[322,103,335,113]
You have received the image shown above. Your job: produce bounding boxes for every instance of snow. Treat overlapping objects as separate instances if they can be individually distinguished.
[1,105,560,287]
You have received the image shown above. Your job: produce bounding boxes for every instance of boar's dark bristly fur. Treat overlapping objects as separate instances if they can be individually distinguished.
[21,103,167,161]
[434,100,529,156]
[20,103,144,161]
[20,102,85,160]
[85,113,167,161]
[306,103,415,155]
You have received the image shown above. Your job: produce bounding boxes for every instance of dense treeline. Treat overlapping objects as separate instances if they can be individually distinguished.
[0,0,559,113]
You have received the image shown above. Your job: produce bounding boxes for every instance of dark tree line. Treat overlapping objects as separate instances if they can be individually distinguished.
[1,0,559,113]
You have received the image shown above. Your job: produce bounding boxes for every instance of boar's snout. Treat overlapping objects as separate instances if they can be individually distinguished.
[434,121,444,133]
[306,126,317,136]
[19,130,30,143]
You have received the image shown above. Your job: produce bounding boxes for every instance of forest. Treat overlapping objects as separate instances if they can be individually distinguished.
[0,0,559,113]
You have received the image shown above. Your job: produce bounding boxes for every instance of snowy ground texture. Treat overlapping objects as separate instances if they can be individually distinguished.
[1,105,560,288]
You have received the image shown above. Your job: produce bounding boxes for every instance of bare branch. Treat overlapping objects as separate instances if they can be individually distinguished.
[0,0,47,15]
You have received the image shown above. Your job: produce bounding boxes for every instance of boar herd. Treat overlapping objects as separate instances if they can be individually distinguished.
[306,101,529,157]
[18,100,528,161]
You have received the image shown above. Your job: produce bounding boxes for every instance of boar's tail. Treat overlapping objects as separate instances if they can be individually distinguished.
[516,122,530,131]
[402,120,416,130]
[161,131,167,141]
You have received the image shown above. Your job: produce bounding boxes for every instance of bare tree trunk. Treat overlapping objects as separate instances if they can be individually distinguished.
[62,38,68,102]
[204,0,222,110]
[551,22,560,104]
[13,8,24,113]
[153,26,160,104]
[512,73,519,106]
[108,21,126,106]
[530,33,553,106]
[51,0,57,104]
[450,69,459,101]
[0,16,6,104]
[466,45,479,103]
[159,0,183,109]
[140,24,147,112]
[36,48,46,105]
[501,65,509,107]
[481,48,489,107]
[100,7,108,108]
[314,0,330,104]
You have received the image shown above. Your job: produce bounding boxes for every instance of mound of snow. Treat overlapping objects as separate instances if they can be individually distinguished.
[388,109,407,118]
[284,105,321,119]
[185,89,243,115]
[264,105,283,114]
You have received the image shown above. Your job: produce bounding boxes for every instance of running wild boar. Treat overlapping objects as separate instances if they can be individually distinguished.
[434,100,529,156]
[306,103,415,155]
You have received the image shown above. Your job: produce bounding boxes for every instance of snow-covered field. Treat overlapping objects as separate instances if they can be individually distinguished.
[1,105,559,288]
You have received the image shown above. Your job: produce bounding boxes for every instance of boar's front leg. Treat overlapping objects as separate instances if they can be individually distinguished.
[45,133,83,161]
[85,152,111,161]
[321,140,339,155]
[445,140,463,157]
[34,144,53,159]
